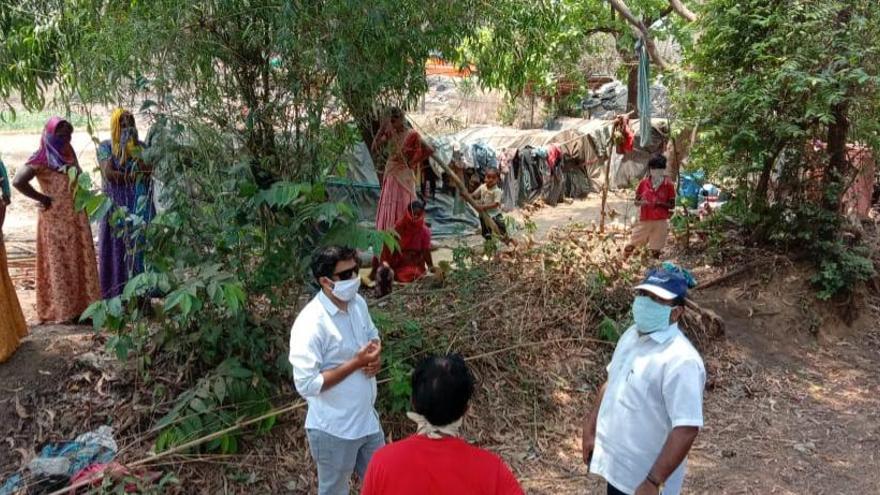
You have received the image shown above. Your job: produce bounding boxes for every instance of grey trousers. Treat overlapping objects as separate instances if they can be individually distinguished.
[306,428,385,495]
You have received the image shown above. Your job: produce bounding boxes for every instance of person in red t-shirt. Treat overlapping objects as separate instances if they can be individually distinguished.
[361,354,524,495]
[625,155,676,260]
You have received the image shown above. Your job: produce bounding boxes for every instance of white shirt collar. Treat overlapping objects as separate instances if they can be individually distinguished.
[639,323,680,344]
[317,290,343,316]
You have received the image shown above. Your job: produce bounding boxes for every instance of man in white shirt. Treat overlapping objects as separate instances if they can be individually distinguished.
[289,245,384,495]
[582,268,706,495]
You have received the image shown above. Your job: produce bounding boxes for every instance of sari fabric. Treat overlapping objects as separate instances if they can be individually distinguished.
[381,211,431,283]
[34,168,100,322]
[26,117,78,172]
[96,120,155,299]
[375,130,431,231]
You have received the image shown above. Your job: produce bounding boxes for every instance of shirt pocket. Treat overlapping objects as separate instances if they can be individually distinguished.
[619,372,650,410]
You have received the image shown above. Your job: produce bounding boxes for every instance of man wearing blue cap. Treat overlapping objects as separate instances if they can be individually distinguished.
[582,268,706,495]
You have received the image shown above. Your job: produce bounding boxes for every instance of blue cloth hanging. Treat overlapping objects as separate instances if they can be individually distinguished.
[636,38,652,148]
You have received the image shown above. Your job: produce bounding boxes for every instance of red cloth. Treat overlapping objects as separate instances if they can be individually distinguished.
[547,145,562,171]
[381,211,431,283]
[636,177,676,221]
[361,435,524,495]
[842,147,875,219]
[615,116,635,155]
[402,131,433,168]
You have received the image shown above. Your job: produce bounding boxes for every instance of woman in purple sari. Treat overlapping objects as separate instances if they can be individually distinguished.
[96,108,155,299]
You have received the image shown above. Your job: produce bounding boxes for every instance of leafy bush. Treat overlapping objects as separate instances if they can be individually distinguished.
[596,316,624,343]
[371,311,439,414]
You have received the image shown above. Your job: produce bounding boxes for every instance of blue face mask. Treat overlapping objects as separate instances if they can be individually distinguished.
[632,296,673,334]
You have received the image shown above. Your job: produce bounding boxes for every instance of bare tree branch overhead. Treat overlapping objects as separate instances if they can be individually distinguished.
[669,0,697,22]
[607,0,671,71]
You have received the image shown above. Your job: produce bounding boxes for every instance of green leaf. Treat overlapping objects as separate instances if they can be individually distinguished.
[222,283,246,313]
[80,301,106,329]
[213,378,227,403]
[189,397,208,414]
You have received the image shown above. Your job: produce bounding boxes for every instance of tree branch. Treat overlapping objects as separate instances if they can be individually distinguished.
[668,0,697,22]
[584,27,621,37]
[607,0,671,71]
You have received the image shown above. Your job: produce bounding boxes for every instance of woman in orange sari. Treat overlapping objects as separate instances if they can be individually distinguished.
[371,108,434,231]
[0,158,27,362]
[13,117,100,324]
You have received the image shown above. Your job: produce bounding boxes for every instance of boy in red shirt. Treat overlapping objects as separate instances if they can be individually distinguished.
[361,354,524,495]
[625,155,676,260]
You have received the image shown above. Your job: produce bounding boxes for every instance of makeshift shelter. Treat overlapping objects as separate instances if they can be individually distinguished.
[436,118,669,209]
[327,142,480,238]
[328,117,669,239]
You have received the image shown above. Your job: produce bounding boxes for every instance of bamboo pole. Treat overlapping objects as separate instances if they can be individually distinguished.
[598,139,613,233]
[431,156,507,242]
[599,113,636,234]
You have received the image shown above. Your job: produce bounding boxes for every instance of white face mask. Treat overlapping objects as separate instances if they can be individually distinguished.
[331,277,361,301]
[650,169,665,180]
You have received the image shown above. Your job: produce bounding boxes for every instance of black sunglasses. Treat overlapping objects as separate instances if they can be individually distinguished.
[635,289,677,306]
[332,267,358,281]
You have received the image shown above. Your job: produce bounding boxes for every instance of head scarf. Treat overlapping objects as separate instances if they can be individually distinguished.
[406,411,463,439]
[25,117,77,173]
[110,107,140,161]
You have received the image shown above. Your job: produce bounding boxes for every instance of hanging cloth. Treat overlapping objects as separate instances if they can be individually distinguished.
[636,38,652,148]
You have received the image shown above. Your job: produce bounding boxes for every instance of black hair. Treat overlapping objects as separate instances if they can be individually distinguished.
[648,154,668,170]
[310,245,358,281]
[408,200,426,213]
[389,107,404,120]
[485,167,500,177]
[411,354,475,426]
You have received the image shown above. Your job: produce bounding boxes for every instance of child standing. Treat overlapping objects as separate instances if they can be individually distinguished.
[625,154,676,259]
[473,168,507,240]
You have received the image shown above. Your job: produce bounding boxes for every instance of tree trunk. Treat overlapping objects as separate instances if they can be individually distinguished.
[755,156,774,206]
[626,64,639,117]
[668,125,698,183]
[825,99,850,211]
[823,6,853,212]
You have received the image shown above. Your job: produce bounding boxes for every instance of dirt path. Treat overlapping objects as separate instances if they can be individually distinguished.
[682,283,880,494]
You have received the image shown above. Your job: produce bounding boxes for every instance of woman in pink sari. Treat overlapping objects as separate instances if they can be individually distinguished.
[371,108,434,231]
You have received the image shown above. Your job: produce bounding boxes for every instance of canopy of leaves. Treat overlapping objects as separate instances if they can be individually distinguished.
[681,0,880,196]
[680,0,879,297]
[458,0,692,97]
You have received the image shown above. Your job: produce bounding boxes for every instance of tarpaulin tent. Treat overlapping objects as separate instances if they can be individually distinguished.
[328,117,669,239]
[440,118,669,196]
[326,142,480,238]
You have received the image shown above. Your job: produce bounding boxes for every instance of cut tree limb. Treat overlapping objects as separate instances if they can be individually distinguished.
[668,0,697,22]
[607,0,671,71]
[431,156,507,242]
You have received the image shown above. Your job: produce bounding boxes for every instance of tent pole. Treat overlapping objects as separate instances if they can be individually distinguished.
[529,94,536,129]
[600,113,634,233]
[599,144,612,233]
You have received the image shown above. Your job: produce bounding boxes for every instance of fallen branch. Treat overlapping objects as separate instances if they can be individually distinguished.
[47,333,616,495]
[694,260,767,292]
